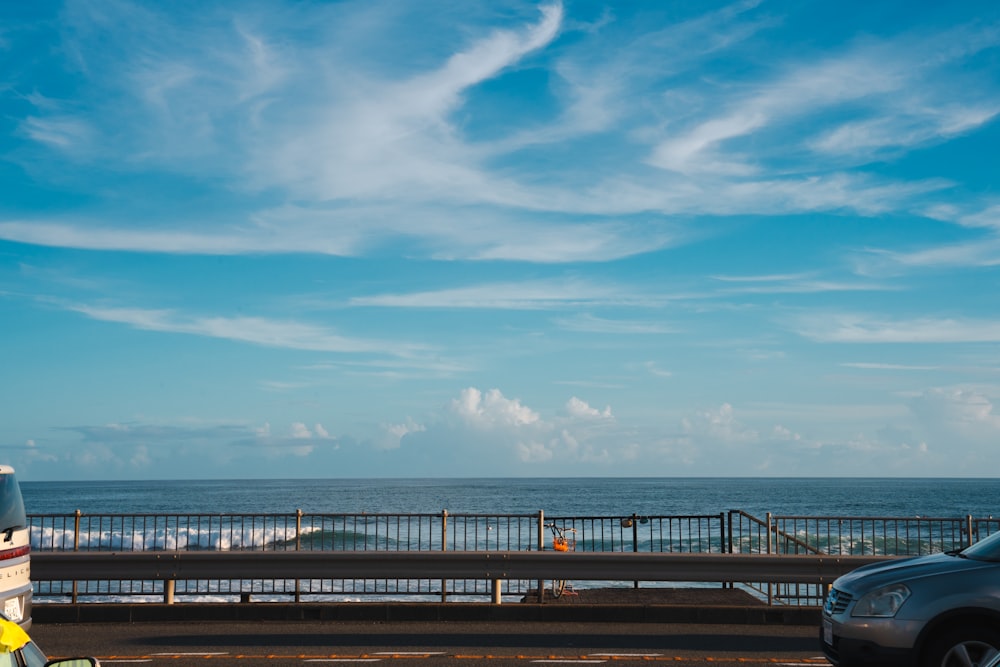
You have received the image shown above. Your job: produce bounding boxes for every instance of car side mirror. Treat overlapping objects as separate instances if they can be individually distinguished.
[45,659,100,667]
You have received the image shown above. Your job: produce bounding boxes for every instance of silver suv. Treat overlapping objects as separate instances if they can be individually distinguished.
[822,529,1000,667]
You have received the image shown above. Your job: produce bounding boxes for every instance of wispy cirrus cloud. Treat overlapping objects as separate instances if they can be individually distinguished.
[3,1,996,264]
[851,204,1000,275]
[349,279,660,309]
[852,241,1000,278]
[553,313,675,334]
[19,116,94,151]
[255,4,564,203]
[648,23,1000,176]
[793,313,1000,343]
[710,272,895,294]
[841,362,939,371]
[67,303,427,355]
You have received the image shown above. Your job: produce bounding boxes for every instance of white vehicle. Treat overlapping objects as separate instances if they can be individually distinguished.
[0,466,30,629]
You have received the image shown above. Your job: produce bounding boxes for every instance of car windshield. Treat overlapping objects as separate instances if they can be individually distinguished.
[19,642,48,667]
[0,641,46,667]
[960,530,1000,562]
[0,475,25,534]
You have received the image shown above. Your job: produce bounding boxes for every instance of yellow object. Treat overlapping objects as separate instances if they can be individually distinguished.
[0,619,29,653]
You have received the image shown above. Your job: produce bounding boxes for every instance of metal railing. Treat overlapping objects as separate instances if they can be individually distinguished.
[31,549,889,607]
[726,511,1000,606]
[27,509,1000,606]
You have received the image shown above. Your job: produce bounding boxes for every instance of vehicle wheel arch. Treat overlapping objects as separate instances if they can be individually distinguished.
[914,608,1000,656]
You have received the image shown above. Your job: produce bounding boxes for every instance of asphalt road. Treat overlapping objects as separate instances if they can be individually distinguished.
[30,620,829,667]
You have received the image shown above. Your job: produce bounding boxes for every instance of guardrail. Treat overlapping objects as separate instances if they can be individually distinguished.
[29,509,999,606]
[32,550,890,605]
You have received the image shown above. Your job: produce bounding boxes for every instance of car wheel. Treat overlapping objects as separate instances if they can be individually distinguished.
[921,625,1000,667]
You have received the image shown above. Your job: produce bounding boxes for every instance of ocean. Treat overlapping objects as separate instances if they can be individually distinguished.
[20,477,1000,519]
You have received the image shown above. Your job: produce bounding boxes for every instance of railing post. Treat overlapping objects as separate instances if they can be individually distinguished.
[295,509,302,603]
[632,513,639,589]
[491,579,502,605]
[72,509,81,604]
[766,512,774,606]
[720,512,730,589]
[967,515,975,547]
[164,579,175,604]
[440,510,448,603]
[537,510,545,604]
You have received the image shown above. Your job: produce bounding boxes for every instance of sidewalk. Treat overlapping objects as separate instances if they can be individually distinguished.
[33,587,821,626]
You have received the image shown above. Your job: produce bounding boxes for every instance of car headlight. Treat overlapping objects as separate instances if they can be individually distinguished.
[852,583,911,617]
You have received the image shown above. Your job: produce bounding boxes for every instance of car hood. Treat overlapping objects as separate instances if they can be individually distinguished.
[835,552,995,593]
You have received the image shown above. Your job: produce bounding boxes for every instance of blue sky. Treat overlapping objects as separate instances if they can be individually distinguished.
[2,0,1000,481]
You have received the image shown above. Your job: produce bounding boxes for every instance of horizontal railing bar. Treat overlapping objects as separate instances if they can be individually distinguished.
[33,550,891,584]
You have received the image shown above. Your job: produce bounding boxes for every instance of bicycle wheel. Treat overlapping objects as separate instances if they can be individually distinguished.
[551,579,567,598]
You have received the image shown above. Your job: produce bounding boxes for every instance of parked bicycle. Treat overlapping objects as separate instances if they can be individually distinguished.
[544,523,577,598]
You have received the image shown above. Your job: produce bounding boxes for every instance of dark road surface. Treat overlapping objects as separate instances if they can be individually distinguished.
[30,619,828,667]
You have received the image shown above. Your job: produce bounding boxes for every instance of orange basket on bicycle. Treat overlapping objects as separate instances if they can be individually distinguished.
[548,524,576,551]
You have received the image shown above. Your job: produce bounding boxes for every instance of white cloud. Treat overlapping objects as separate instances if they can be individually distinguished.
[565,397,612,420]
[130,444,151,468]
[0,220,324,256]
[649,110,767,175]
[4,2,996,265]
[515,440,554,463]
[957,205,1000,231]
[351,279,638,310]
[771,425,800,442]
[643,361,673,378]
[812,106,999,156]
[854,235,1000,275]
[377,418,426,450]
[646,23,999,207]
[554,313,675,334]
[250,421,338,456]
[19,383,1000,478]
[794,313,1000,343]
[912,388,1000,436]
[451,388,540,429]
[841,362,938,371]
[20,116,94,150]
[257,3,563,204]
[66,303,427,355]
[359,388,627,472]
[907,388,1000,470]
[679,403,758,446]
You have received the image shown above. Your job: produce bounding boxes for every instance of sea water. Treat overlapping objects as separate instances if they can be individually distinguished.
[21,477,999,518]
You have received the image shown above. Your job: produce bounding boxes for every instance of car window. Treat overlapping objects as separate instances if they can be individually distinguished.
[19,642,49,667]
[961,530,1000,562]
[0,475,26,533]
